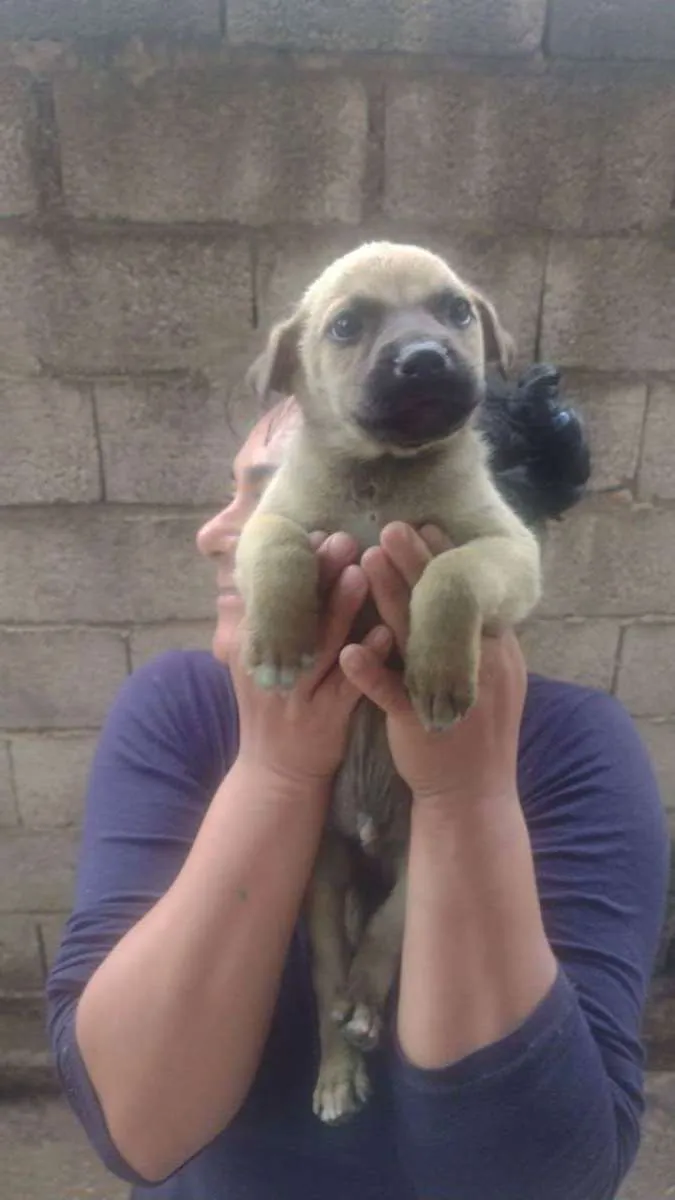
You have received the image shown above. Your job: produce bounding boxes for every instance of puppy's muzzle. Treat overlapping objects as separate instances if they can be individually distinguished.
[394,340,452,381]
[359,337,480,449]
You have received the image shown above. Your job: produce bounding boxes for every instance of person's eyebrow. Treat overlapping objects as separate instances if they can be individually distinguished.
[243,463,277,488]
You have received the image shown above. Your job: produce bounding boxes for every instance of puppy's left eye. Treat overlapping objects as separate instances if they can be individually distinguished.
[440,296,474,329]
[328,309,364,343]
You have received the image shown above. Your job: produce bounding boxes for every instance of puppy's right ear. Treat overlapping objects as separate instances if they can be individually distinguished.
[247,311,303,405]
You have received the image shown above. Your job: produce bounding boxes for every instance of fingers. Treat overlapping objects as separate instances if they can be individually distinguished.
[309,563,368,687]
[418,524,453,557]
[378,522,433,589]
[340,641,412,718]
[361,523,436,652]
[315,531,360,593]
[333,623,392,706]
[361,546,411,652]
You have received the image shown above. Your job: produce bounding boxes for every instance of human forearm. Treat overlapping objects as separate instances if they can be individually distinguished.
[397,790,557,1069]
[75,758,328,1181]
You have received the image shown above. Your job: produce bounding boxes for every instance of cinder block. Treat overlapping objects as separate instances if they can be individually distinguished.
[38,913,68,973]
[385,74,675,234]
[540,503,675,618]
[538,77,675,234]
[11,733,97,828]
[548,0,675,61]
[0,742,18,828]
[57,67,367,225]
[0,0,220,39]
[0,235,53,374]
[521,619,619,691]
[47,234,252,375]
[0,917,43,993]
[616,625,675,718]
[227,0,545,55]
[256,229,545,359]
[638,383,675,501]
[635,722,675,828]
[542,238,675,373]
[0,379,100,505]
[0,509,214,623]
[562,374,647,491]
[0,70,36,218]
[0,231,252,376]
[96,369,253,505]
[0,830,79,914]
[256,228,364,325]
[130,622,214,669]
[0,629,128,730]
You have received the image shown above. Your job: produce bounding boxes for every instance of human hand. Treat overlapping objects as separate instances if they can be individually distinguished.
[228,532,392,791]
[340,522,527,805]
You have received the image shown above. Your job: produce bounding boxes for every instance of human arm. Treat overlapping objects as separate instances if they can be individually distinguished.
[341,523,669,1200]
[48,537,387,1184]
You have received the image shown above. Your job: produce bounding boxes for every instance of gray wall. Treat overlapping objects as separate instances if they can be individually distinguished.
[1,0,674,995]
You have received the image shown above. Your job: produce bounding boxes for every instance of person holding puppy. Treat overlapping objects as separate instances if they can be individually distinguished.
[48,375,668,1200]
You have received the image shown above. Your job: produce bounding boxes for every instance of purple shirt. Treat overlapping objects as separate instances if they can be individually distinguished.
[47,650,669,1200]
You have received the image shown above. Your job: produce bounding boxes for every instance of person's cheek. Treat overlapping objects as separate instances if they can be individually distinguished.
[212,594,245,665]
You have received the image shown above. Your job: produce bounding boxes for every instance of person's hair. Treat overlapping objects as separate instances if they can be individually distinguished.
[479,363,591,528]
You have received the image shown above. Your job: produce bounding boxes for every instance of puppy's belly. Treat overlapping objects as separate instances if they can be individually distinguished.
[330,698,411,853]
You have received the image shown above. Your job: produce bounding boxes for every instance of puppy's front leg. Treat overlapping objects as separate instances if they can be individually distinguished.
[235,512,319,690]
[406,532,540,730]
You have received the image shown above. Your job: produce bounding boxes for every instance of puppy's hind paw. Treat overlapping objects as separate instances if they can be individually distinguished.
[313,1044,370,1126]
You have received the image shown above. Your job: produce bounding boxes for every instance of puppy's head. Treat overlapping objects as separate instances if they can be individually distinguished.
[249,242,514,456]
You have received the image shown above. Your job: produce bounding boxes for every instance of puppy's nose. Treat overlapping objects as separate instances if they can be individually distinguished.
[394,341,451,379]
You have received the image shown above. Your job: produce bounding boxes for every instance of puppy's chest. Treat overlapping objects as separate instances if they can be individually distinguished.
[334,468,442,550]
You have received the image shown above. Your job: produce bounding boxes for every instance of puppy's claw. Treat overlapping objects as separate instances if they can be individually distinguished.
[407,672,477,731]
[252,663,301,692]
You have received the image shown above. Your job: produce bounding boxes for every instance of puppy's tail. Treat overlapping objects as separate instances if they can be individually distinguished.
[479,363,591,528]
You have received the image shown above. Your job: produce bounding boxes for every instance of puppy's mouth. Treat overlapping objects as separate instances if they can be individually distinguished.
[357,340,480,449]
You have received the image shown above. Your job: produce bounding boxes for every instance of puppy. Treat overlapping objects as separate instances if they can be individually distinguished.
[235,242,542,1125]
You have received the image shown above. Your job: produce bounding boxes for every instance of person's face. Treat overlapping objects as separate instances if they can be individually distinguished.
[196,400,301,663]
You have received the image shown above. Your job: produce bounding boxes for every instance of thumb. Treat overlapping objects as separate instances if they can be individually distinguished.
[340,642,412,718]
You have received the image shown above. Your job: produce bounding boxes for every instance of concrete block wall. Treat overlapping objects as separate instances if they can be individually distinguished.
[0,0,675,997]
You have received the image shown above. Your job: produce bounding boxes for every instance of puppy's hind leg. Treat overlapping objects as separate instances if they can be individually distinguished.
[337,863,406,1054]
[307,833,370,1125]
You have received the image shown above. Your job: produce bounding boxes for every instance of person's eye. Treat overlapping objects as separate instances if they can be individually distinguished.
[327,308,365,343]
[439,294,474,329]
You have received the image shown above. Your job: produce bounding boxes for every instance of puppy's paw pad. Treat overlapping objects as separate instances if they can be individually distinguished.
[313,1049,370,1126]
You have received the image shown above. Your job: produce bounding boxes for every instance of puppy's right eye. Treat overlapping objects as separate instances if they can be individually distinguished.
[327,309,364,343]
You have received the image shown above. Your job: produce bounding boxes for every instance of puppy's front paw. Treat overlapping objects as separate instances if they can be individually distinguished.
[313,1043,370,1125]
[405,574,481,731]
[246,633,317,692]
[243,589,319,692]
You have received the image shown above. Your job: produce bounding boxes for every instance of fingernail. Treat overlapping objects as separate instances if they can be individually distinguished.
[326,532,352,556]
[343,564,366,591]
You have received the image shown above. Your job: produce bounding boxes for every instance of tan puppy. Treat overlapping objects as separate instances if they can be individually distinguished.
[235,242,541,1125]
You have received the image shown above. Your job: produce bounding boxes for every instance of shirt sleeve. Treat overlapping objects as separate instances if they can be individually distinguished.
[389,687,670,1200]
[45,650,237,1184]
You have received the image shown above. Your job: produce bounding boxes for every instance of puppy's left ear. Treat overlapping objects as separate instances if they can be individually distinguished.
[472,291,515,378]
[247,310,303,405]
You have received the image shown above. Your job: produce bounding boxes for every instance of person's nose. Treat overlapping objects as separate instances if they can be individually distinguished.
[196,506,239,559]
